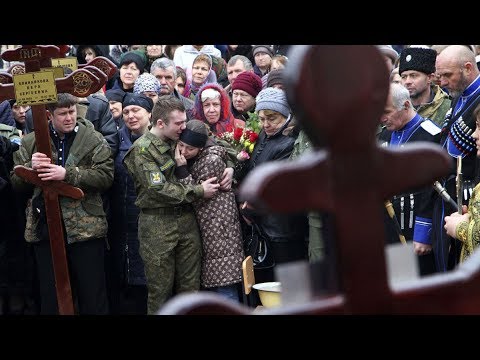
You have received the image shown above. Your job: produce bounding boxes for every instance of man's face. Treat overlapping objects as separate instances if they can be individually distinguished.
[380,95,405,131]
[50,105,77,136]
[162,110,187,141]
[227,59,247,85]
[400,70,431,100]
[436,57,469,98]
[151,67,176,95]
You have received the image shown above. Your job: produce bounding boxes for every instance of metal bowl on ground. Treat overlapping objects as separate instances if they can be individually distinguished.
[252,282,282,308]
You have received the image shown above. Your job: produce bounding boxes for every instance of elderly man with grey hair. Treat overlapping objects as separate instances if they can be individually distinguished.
[378,82,441,277]
[150,57,194,119]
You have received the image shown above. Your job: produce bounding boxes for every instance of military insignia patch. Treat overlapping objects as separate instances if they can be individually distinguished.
[160,159,175,172]
[150,172,164,185]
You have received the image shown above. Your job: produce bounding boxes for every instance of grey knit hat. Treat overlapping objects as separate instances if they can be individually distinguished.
[255,87,290,118]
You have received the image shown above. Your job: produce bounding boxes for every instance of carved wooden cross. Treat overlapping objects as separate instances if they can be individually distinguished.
[0,45,113,315]
[159,46,480,315]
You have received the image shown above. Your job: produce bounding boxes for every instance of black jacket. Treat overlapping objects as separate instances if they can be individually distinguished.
[240,120,307,243]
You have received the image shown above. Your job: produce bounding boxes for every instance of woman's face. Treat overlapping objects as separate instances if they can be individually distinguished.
[202,96,221,124]
[83,47,97,63]
[142,91,159,104]
[258,110,287,136]
[192,60,210,85]
[146,45,163,57]
[12,104,30,124]
[122,105,151,135]
[109,101,123,118]
[271,59,285,71]
[175,76,185,95]
[120,62,141,89]
[178,140,201,159]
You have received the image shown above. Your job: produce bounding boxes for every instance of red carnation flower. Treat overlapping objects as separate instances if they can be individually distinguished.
[233,127,243,141]
[249,132,259,143]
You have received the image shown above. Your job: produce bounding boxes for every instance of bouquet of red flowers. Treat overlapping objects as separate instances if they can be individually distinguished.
[218,125,260,162]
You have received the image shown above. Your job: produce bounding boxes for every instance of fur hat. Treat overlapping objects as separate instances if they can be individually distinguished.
[134,73,161,95]
[252,45,274,58]
[122,93,153,113]
[399,47,437,75]
[119,50,146,73]
[231,71,263,98]
[266,69,284,88]
[255,87,290,118]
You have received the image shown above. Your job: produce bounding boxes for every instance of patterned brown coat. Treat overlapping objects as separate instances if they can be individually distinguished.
[179,145,244,288]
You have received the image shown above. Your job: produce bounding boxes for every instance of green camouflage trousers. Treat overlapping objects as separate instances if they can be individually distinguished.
[308,211,324,263]
[138,209,201,314]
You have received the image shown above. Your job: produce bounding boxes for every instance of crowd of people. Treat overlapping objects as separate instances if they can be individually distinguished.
[2,44,480,315]
[0,44,308,315]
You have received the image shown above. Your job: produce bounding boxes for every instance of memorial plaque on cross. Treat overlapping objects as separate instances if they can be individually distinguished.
[0,45,108,315]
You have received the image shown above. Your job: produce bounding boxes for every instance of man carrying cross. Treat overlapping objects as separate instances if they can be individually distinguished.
[10,93,114,315]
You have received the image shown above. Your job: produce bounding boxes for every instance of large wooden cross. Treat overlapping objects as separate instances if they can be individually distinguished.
[0,45,114,315]
[158,45,480,315]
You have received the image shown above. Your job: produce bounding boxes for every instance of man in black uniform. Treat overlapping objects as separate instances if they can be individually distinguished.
[378,83,441,276]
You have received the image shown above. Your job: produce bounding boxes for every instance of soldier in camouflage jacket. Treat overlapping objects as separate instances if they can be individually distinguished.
[123,96,219,314]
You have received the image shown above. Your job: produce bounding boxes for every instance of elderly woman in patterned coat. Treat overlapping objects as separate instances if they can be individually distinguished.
[174,120,244,302]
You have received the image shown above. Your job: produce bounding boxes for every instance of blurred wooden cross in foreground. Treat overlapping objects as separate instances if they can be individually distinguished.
[0,45,114,314]
[159,45,480,315]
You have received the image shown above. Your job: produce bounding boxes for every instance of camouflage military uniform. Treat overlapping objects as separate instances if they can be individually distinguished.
[11,118,113,244]
[11,117,113,314]
[290,129,324,262]
[123,131,204,314]
[0,124,21,146]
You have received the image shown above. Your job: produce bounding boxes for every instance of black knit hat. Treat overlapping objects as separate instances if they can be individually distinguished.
[119,50,146,73]
[399,47,437,75]
[122,93,153,113]
[105,89,126,103]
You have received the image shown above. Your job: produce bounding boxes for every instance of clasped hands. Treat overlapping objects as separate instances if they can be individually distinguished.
[31,152,66,181]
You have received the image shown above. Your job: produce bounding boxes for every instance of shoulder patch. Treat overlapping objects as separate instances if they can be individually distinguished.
[160,159,175,172]
[150,171,165,185]
[421,120,441,136]
[137,138,152,153]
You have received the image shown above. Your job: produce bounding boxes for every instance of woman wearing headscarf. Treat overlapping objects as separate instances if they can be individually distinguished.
[193,83,244,136]
[183,54,217,101]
